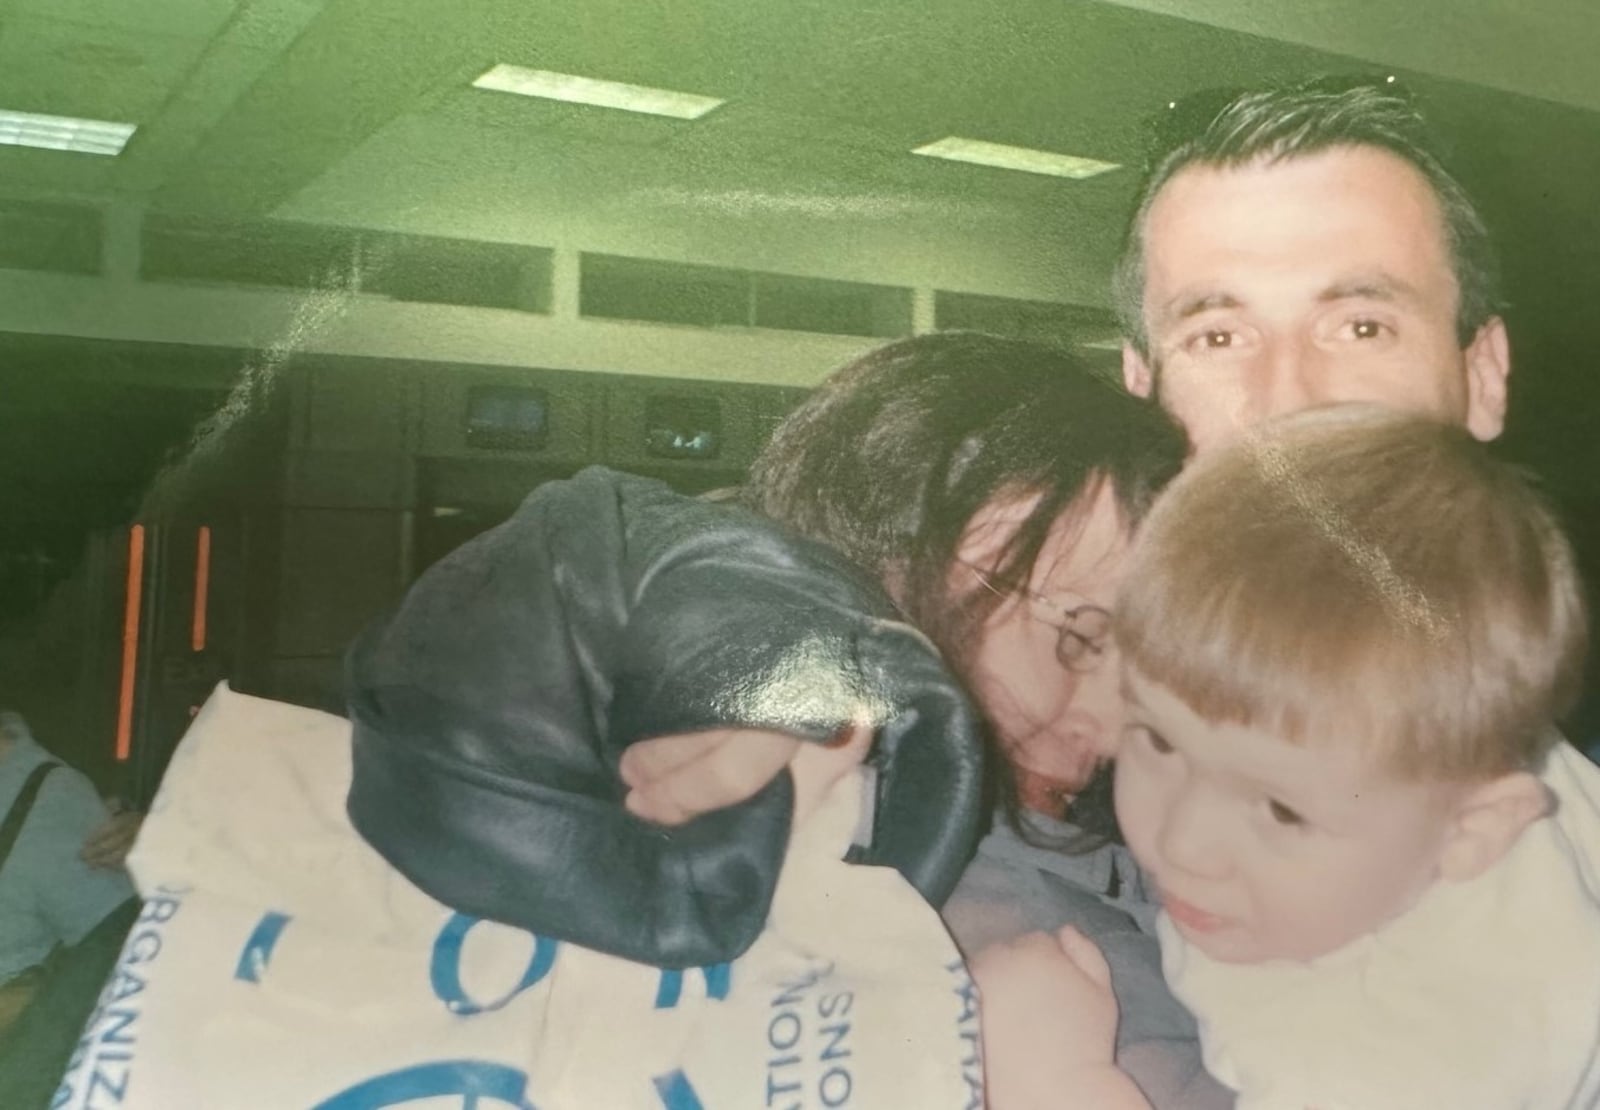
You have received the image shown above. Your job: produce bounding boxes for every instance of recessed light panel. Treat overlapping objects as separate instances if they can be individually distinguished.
[912,137,1118,180]
[0,108,136,156]
[472,65,723,120]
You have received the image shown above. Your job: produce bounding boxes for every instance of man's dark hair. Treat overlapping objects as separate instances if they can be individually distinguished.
[1113,79,1505,360]
[745,331,1186,840]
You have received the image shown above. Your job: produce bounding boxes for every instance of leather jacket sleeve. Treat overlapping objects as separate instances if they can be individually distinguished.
[345,467,985,968]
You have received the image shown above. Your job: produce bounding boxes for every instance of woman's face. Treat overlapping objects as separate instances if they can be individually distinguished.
[957,482,1132,818]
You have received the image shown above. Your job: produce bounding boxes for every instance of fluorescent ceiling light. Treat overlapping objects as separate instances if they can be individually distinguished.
[472,65,723,120]
[0,108,136,156]
[912,137,1118,180]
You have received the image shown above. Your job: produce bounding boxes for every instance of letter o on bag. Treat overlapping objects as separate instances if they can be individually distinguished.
[429,913,560,1016]
[820,1066,853,1107]
[768,1011,802,1052]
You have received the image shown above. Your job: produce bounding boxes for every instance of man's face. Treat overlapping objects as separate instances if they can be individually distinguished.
[1123,145,1510,454]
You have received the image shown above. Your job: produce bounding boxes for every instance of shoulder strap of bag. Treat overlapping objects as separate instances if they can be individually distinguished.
[0,763,60,876]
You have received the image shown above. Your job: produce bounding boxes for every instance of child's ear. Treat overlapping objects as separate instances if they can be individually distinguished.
[1438,771,1551,882]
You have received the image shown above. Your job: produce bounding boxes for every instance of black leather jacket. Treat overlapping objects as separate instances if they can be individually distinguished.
[346,467,985,968]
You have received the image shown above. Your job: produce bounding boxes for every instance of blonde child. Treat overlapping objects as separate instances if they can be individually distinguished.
[975,404,1600,1109]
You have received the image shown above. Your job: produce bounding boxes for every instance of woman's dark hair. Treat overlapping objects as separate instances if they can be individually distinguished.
[744,331,1186,841]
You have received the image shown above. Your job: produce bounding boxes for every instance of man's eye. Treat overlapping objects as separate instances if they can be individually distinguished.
[1176,328,1236,355]
[1266,799,1305,827]
[1347,318,1386,340]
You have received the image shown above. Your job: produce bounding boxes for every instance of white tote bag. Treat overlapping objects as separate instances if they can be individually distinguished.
[54,685,982,1109]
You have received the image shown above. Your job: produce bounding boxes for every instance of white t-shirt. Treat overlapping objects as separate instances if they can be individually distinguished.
[1161,741,1600,1110]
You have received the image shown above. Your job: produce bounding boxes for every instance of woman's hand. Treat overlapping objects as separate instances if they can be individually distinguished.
[971,926,1150,1110]
[620,723,872,826]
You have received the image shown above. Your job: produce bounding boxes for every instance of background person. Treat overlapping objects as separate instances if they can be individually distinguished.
[0,708,140,1109]
[0,710,133,1028]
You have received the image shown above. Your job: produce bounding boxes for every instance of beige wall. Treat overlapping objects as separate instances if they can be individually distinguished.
[0,183,1113,386]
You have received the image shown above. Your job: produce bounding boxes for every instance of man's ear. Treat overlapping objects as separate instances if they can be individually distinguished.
[1122,343,1155,399]
[1463,316,1511,442]
[1438,770,1549,882]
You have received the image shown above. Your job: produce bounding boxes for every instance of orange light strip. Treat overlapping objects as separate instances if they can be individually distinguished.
[192,525,211,652]
[115,525,146,762]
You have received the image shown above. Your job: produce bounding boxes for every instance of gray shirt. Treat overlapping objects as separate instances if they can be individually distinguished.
[944,811,1234,1109]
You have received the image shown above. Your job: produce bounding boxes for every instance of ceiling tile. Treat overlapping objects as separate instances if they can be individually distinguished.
[5,0,241,41]
[0,16,211,122]
[0,144,116,195]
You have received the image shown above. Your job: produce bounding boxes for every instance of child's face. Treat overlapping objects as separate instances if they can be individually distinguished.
[1114,668,1472,964]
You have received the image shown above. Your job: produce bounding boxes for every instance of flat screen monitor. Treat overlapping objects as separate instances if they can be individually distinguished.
[644,394,722,460]
[464,385,549,450]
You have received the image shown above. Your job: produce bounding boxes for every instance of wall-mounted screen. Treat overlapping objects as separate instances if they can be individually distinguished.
[644,394,721,460]
[464,385,549,450]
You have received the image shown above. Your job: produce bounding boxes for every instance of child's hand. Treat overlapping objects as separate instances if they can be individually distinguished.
[971,926,1123,1109]
[621,724,872,827]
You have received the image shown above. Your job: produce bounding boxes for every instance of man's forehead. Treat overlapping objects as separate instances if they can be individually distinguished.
[1152,144,1432,201]
[1139,147,1456,312]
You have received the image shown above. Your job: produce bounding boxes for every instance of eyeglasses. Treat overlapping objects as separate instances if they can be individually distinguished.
[960,559,1113,673]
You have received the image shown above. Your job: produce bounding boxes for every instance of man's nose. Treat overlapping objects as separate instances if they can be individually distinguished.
[1258,335,1326,420]
[1155,782,1232,881]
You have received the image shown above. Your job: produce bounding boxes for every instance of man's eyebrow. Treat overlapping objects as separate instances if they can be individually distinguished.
[1319,275,1423,305]
[1154,275,1428,328]
[1155,291,1241,328]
